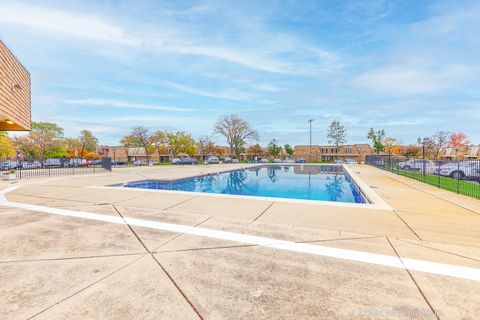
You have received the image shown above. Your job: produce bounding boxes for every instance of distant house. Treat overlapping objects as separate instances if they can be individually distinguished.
[99,146,172,163]
[438,145,479,160]
[293,144,373,163]
[464,145,479,160]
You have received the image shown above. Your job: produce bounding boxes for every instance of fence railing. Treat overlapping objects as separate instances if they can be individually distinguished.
[365,155,480,199]
[0,157,112,180]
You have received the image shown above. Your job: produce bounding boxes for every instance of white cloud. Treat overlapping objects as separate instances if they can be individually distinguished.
[65,99,193,112]
[156,79,251,101]
[0,1,340,75]
[107,115,205,123]
[352,64,472,95]
[0,2,138,45]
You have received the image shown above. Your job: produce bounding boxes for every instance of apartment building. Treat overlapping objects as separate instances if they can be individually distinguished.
[293,144,373,163]
[438,145,480,160]
[0,40,31,131]
[99,146,172,163]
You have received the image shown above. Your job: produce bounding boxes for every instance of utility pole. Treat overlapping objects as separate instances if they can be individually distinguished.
[308,119,314,162]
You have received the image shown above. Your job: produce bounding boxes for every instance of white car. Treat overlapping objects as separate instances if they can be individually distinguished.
[21,161,41,169]
[1,160,19,170]
[171,158,182,165]
[205,156,219,164]
[435,161,480,180]
[397,159,436,173]
[284,158,295,163]
[344,159,357,164]
[133,160,147,166]
[272,159,283,163]
[259,158,269,163]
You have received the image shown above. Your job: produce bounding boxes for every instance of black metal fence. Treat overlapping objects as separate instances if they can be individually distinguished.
[365,155,480,199]
[0,157,112,180]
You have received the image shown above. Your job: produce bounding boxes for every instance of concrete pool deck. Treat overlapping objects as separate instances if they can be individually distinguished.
[1,164,479,319]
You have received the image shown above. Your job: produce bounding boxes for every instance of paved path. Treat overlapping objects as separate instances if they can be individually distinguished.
[1,164,479,319]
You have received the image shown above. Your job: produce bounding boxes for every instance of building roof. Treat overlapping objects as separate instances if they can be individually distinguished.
[127,148,147,156]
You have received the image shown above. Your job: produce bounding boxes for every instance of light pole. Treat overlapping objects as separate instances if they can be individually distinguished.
[308,119,314,162]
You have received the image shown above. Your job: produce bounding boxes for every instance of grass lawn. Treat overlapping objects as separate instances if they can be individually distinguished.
[389,168,480,199]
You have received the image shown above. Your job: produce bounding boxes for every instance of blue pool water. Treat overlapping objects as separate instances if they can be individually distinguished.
[116,165,366,203]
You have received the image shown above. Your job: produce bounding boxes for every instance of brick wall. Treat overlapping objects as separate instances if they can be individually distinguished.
[0,40,31,131]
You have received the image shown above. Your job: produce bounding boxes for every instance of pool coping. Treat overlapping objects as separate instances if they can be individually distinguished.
[90,164,392,211]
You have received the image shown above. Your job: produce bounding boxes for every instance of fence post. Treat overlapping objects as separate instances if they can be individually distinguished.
[456,161,460,194]
[437,160,440,188]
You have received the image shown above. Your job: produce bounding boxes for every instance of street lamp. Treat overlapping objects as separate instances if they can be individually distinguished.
[308,119,314,162]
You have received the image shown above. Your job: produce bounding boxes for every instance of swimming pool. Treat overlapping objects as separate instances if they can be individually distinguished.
[114,165,366,204]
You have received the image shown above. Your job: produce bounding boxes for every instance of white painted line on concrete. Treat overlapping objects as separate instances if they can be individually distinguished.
[1,186,479,282]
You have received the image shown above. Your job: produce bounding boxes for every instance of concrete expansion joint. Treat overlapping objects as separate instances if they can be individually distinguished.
[385,237,441,320]
[252,201,276,222]
[392,210,422,241]
[25,255,145,320]
[111,204,205,320]
[162,196,198,211]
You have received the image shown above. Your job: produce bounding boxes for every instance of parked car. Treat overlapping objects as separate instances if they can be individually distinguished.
[223,157,232,163]
[21,161,41,169]
[133,160,147,166]
[397,159,436,174]
[259,158,269,163]
[285,158,295,163]
[171,158,182,165]
[112,160,127,166]
[372,160,385,167]
[1,160,19,170]
[68,158,86,167]
[295,158,306,163]
[231,159,240,164]
[205,156,219,164]
[82,161,94,167]
[272,159,283,163]
[44,158,62,168]
[335,159,343,164]
[179,157,197,165]
[435,161,480,180]
[344,159,357,164]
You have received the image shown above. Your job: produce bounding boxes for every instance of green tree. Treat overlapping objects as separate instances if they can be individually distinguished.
[78,130,98,155]
[327,120,347,147]
[367,128,386,154]
[268,139,282,157]
[283,144,293,157]
[214,114,259,157]
[0,133,15,158]
[13,136,36,160]
[152,130,169,157]
[167,131,196,156]
[29,122,66,161]
[120,127,154,161]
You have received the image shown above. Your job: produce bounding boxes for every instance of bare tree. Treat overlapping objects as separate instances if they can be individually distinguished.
[197,136,217,160]
[431,131,450,159]
[327,120,347,147]
[213,115,259,157]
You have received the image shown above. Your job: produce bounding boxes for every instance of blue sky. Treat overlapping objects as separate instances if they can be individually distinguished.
[0,0,478,146]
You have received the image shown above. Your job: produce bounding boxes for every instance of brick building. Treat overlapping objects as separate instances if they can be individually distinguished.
[293,144,373,163]
[0,40,31,131]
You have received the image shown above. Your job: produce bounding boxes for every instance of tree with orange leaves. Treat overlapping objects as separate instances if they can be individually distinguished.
[449,133,470,149]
